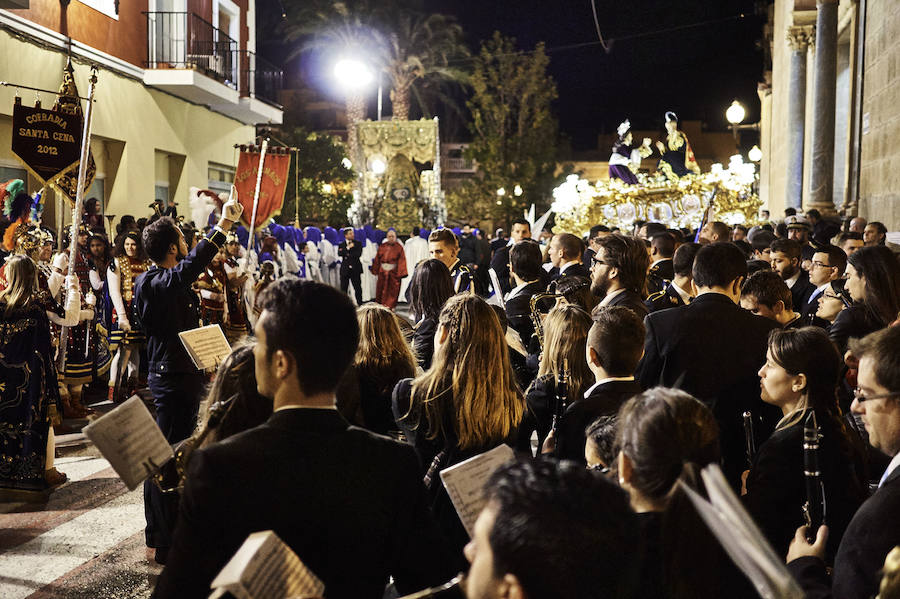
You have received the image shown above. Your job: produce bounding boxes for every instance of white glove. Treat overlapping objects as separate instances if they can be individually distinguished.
[119,317,132,332]
[84,291,97,307]
[221,197,244,222]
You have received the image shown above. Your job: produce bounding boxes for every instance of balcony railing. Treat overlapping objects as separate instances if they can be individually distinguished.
[239,51,283,107]
[144,12,238,90]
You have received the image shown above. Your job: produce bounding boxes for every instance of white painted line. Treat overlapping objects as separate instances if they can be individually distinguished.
[0,487,144,599]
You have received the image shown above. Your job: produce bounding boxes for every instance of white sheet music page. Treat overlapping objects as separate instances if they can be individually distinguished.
[82,395,174,490]
[178,324,232,371]
[439,444,516,538]
[209,530,325,599]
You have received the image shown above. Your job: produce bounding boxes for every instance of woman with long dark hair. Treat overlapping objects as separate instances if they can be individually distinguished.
[745,327,867,559]
[405,258,454,369]
[830,245,900,353]
[393,294,524,560]
[336,304,417,435]
[107,230,152,402]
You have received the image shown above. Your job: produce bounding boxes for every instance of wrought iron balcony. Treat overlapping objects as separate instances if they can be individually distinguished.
[239,51,283,108]
[144,12,238,90]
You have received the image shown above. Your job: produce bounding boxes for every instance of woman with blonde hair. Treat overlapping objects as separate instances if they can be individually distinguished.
[0,255,83,491]
[517,304,594,451]
[393,293,523,560]
[336,304,417,434]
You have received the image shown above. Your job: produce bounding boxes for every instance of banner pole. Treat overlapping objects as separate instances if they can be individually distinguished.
[242,138,269,270]
[58,67,98,371]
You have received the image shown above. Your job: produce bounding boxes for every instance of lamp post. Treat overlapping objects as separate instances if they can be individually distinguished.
[725,100,759,152]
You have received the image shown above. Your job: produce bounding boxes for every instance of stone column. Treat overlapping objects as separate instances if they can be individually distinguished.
[786,26,813,210]
[807,0,839,215]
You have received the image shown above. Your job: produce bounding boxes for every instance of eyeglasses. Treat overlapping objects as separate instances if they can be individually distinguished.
[588,463,611,475]
[853,388,900,403]
[591,256,609,268]
[811,261,833,269]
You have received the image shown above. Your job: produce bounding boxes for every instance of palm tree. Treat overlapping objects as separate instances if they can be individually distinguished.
[375,11,469,120]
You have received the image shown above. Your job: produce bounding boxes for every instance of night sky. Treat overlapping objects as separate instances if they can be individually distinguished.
[261,0,767,152]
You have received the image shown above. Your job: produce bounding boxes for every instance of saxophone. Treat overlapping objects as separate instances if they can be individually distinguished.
[529,292,564,349]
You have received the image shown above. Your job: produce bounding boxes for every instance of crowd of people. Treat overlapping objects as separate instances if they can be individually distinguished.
[3,177,900,599]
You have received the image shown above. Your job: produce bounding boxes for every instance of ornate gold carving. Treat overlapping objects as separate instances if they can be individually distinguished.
[787,26,815,51]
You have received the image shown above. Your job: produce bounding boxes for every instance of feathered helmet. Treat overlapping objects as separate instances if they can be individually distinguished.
[665,111,678,124]
[617,119,632,140]
[3,184,32,252]
[13,223,53,258]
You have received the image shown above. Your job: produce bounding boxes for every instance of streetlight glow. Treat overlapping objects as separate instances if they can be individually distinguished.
[748,145,763,163]
[513,184,523,197]
[496,187,506,197]
[726,100,746,125]
[371,158,386,174]
[322,183,334,194]
[333,58,374,90]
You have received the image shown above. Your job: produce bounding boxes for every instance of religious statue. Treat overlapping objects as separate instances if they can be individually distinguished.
[608,120,652,185]
[656,111,701,180]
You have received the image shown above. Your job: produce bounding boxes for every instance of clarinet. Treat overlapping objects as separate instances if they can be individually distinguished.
[802,411,826,543]
[396,575,465,598]
[551,357,569,435]
[742,411,757,468]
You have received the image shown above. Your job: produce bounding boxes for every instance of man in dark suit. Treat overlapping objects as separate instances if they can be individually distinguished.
[589,233,649,319]
[646,233,676,295]
[338,227,363,305]
[547,233,591,283]
[645,242,699,313]
[787,326,900,599]
[428,228,473,293]
[135,199,242,564]
[800,244,847,327]
[637,242,779,487]
[555,306,644,463]
[582,224,610,267]
[771,238,816,314]
[154,280,457,599]
[490,218,531,296]
[490,228,508,254]
[504,240,545,349]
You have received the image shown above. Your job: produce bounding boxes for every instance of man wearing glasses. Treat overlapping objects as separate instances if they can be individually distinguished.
[801,244,848,327]
[788,326,900,599]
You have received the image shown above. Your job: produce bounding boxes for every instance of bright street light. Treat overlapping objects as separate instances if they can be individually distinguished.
[513,184,523,197]
[748,145,763,163]
[496,187,506,197]
[334,58,374,91]
[726,100,746,125]
[321,183,334,194]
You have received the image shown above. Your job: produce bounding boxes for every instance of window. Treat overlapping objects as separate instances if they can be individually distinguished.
[208,164,235,195]
[0,165,27,190]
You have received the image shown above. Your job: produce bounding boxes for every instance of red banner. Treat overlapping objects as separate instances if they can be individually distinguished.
[233,150,290,231]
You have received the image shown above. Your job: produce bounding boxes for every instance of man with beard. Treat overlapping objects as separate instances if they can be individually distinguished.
[589,233,649,319]
[134,198,242,565]
[770,238,816,313]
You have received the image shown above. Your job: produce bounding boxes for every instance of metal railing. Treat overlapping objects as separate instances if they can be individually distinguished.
[239,51,283,107]
[144,12,238,90]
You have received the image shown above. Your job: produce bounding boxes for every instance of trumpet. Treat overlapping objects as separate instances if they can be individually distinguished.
[149,201,162,217]
[529,291,564,349]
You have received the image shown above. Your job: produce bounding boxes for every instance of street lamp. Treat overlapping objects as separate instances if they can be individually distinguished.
[725,99,759,152]
[497,187,506,197]
[748,145,762,163]
[513,184,523,197]
[333,58,374,90]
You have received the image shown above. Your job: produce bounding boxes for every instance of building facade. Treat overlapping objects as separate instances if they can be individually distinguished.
[761,0,899,229]
[0,0,282,234]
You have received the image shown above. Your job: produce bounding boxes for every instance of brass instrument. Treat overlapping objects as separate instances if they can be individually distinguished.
[529,291,564,349]
[454,264,475,294]
[149,201,162,217]
[153,394,236,493]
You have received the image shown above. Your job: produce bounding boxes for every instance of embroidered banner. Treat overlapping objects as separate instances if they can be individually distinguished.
[11,100,82,184]
[233,149,291,231]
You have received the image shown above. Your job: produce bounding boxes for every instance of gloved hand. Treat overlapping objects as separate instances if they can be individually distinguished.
[119,317,132,332]
[84,291,97,307]
[220,196,244,224]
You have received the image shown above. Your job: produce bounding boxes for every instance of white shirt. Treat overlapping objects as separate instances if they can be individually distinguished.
[559,261,579,274]
[880,452,900,488]
[785,271,801,289]
[670,281,692,305]
[274,403,337,412]
[598,287,626,307]
[650,258,671,268]
[506,279,539,302]
[583,376,636,399]
[807,282,830,304]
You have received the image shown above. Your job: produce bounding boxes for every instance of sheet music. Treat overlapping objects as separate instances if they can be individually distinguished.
[178,324,232,371]
[680,464,804,599]
[210,530,325,599]
[440,444,515,538]
[82,395,174,491]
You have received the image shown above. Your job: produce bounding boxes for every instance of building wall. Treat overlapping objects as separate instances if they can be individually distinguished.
[0,28,255,231]
[858,0,900,227]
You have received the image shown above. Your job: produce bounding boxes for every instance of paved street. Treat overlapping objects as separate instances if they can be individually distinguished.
[0,392,163,599]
